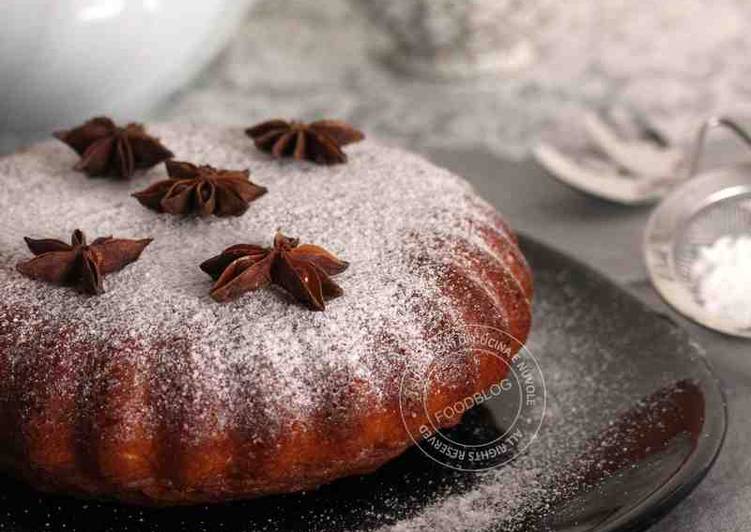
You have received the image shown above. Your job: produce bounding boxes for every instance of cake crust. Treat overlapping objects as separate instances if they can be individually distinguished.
[0,125,532,505]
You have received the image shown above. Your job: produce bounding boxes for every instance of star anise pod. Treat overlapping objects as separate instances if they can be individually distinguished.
[16,229,152,295]
[54,116,173,178]
[245,119,364,165]
[132,160,267,217]
[200,232,349,310]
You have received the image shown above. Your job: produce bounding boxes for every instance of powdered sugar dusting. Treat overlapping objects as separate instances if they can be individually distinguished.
[0,124,511,439]
[368,250,711,532]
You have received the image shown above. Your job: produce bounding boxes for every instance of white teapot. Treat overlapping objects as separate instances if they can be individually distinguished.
[0,0,254,144]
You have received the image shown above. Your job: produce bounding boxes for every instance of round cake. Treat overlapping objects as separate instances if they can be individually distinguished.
[0,124,532,505]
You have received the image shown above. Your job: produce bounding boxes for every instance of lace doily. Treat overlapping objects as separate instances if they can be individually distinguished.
[159,0,751,160]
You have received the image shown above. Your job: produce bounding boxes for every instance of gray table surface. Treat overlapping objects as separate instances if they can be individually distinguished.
[425,146,750,531]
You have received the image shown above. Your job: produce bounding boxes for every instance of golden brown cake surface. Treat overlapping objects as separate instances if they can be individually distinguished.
[0,125,532,505]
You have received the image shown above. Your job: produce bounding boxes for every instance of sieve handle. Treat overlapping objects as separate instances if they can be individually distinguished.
[687,116,751,179]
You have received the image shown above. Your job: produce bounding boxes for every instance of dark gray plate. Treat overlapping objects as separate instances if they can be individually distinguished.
[0,236,726,531]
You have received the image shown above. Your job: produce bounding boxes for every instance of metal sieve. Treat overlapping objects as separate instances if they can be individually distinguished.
[644,117,751,337]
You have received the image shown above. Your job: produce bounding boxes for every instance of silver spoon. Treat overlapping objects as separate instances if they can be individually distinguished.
[536,111,751,205]
[534,106,685,205]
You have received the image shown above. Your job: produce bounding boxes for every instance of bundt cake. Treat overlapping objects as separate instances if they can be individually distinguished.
[0,124,532,505]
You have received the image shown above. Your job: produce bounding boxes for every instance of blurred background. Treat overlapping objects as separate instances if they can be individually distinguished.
[3,0,751,158]
[2,1,751,530]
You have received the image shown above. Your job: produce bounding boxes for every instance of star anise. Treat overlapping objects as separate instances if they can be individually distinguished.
[200,232,349,309]
[245,119,364,165]
[132,160,267,217]
[16,229,152,295]
[54,116,173,178]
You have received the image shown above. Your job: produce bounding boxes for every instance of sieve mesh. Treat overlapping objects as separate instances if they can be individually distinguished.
[674,193,751,296]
